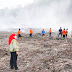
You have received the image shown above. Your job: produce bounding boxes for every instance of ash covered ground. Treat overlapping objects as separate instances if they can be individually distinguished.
[0,32,72,72]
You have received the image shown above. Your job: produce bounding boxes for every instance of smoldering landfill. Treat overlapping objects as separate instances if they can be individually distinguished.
[0,32,72,72]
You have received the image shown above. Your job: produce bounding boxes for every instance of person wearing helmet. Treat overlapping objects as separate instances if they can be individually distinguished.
[8,33,19,70]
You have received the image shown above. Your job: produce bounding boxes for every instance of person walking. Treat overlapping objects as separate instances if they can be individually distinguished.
[18,29,21,40]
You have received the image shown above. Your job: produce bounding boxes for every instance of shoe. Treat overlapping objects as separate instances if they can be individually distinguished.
[15,67,18,70]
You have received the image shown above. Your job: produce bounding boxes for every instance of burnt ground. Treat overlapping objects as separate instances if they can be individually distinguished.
[0,32,72,72]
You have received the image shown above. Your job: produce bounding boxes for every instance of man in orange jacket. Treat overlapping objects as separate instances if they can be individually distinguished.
[30,29,33,37]
[62,29,66,39]
[18,29,21,40]
[49,28,51,36]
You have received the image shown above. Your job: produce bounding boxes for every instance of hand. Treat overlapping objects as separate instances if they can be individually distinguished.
[16,52,18,56]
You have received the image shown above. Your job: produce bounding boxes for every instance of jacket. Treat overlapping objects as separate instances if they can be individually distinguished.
[9,39,19,52]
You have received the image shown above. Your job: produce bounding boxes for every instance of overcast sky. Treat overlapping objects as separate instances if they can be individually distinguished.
[0,0,34,9]
[0,0,72,31]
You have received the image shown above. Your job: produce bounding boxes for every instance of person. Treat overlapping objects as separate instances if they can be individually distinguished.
[62,29,66,39]
[58,27,62,37]
[66,29,68,38]
[18,29,21,40]
[71,30,72,38]
[49,28,51,36]
[8,33,19,70]
[42,29,45,37]
[30,28,33,37]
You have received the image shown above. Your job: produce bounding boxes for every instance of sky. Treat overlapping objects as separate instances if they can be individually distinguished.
[0,0,34,9]
[0,0,72,31]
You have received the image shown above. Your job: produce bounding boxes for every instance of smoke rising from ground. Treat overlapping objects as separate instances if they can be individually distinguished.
[0,0,72,31]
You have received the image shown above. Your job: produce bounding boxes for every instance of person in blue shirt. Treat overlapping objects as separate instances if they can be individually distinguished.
[42,29,45,36]
[58,27,62,37]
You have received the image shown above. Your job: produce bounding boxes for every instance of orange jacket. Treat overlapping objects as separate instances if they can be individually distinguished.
[71,31,72,35]
[30,29,33,34]
[49,29,51,33]
[18,31,20,34]
[62,30,66,35]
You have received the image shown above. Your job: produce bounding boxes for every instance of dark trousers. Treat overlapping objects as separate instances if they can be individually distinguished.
[58,33,62,37]
[18,34,21,38]
[10,52,17,68]
[66,34,67,38]
[30,34,32,37]
[49,33,51,36]
[63,35,65,39]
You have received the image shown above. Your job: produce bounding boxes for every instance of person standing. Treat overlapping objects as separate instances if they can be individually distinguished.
[66,29,68,38]
[30,28,33,37]
[8,33,19,70]
[58,27,62,37]
[62,29,66,39]
[42,29,45,37]
[49,28,51,37]
[71,30,72,38]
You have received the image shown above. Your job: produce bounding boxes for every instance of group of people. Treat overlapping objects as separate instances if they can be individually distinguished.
[58,27,68,39]
[17,28,52,39]
[8,27,71,70]
[42,27,69,39]
[17,27,69,39]
[42,28,52,37]
[8,28,33,70]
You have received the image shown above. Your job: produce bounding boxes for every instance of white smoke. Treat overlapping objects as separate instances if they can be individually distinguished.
[0,0,72,31]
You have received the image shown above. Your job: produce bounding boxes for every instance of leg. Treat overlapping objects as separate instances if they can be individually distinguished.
[61,33,62,37]
[10,52,14,69]
[64,35,65,39]
[30,34,31,37]
[13,52,18,70]
[63,35,65,39]
[19,34,21,40]
[66,34,67,38]
[30,34,32,37]
[50,33,51,36]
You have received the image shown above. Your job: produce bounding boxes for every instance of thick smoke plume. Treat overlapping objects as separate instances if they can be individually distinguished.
[0,0,72,31]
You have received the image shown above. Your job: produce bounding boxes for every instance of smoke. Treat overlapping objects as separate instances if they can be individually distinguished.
[0,0,72,31]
